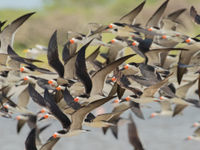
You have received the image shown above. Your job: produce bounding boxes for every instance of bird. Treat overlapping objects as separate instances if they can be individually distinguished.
[25,126,60,150]
[102,99,132,139]
[23,44,47,59]
[90,1,146,37]
[123,72,173,104]
[89,54,135,97]
[47,30,94,96]
[187,127,200,141]
[83,111,122,128]
[177,42,200,84]
[190,6,200,25]
[52,93,115,138]
[7,45,54,75]
[192,121,200,128]
[146,0,169,29]
[128,114,144,150]
[16,113,37,133]
[0,12,36,81]
[2,1,200,150]
[150,100,173,118]
[172,78,198,117]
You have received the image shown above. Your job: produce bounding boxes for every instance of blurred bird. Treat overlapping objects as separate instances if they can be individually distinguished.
[128,114,144,150]
[23,44,47,59]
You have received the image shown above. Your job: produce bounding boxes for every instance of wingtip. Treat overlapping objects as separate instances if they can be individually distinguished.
[124,53,136,60]
[7,45,12,52]
[27,12,36,16]
[172,112,177,117]
[52,30,58,37]
[48,30,58,51]
[177,65,184,85]
[19,11,36,19]
[139,0,146,6]
[177,71,182,85]
[7,45,17,56]
[142,0,146,4]
[163,0,170,7]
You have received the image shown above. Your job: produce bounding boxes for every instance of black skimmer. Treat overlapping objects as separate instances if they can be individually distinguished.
[1,1,200,149]
[90,1,146,37]
[0,12,35,65]
[187,127,200,141]
[25,128,37,150]
[28,84,47,108]
[192,121,200,128]
[102,99,132,139]
[119,1,146,25]
[124,72,173,104]
[172,79,197,117]
[146,0,169,31]
[150,100,173,118]
[25,126,59,150]
[128,114,144,150]
[52,94,115,138]
[83,111,123,128]
[75,39,93,97]
[177,42,200,84]
[128,37,187,65]
[90,54,134,97]
[23,44,47,59]
[16,114,37,133]
[47,30,94,89]
[7,46,54,75]
[190,6,200,25]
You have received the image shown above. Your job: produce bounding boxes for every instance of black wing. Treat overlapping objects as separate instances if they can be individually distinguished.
[62,41,71,64]
[44,89,71,129]
[32,66,56,74]
[62,41,77,64]
[25,128,37,150]
[17,120,26,134]
[3,12,35,35]
[62,88,81,110]
[130,101,145,120]
[190,6,200,24]
[28,84,46,107]
[75,40,93,97]
[47,31,64,77]
[0,20,6,31]
[146,0,169,27]
[128,114,144,150]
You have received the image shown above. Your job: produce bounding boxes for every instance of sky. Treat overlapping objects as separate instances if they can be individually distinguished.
[0,0,43,9]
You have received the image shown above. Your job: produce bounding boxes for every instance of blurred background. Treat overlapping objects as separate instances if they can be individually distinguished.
[0,0,199,50]
[1,1,200,150]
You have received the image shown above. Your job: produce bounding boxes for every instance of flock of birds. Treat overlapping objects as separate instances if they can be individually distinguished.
[1,0,200,149]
